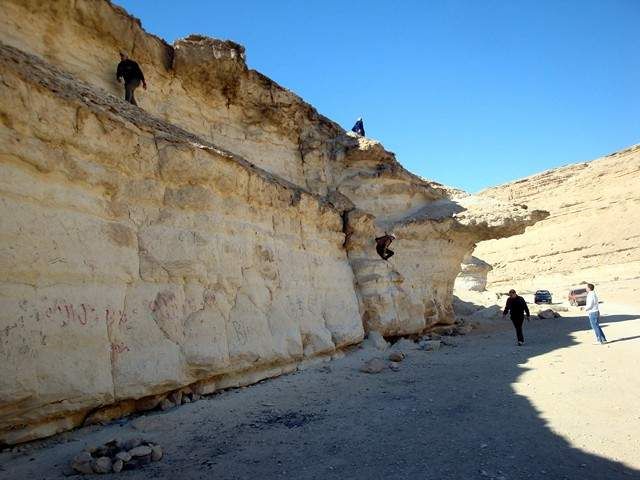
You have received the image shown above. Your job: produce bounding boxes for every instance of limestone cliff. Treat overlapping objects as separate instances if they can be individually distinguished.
[0,0,545,444]
[474,145,640,302]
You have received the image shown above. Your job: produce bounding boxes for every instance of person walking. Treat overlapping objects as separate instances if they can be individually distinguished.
[502,289,530,346]
[116,52,147,106]
[584,283,607,344]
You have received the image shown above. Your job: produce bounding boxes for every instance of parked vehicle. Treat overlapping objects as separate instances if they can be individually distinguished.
[568,287,588,306]
[534,290,552,304]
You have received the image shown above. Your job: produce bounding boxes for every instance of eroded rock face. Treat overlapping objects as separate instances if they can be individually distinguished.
[0,44,362,444]
[341,175,547,335]
[0,0,547,444]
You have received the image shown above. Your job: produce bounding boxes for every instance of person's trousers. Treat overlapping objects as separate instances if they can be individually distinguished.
[376,246,395,260]
[124,78,141,105]
[511,316,524,343]
[588,311,607,343]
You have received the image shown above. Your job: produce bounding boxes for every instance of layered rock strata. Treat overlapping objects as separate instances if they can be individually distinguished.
[0,44,362,444]
[474,145,640,301]
[0,0,546,444]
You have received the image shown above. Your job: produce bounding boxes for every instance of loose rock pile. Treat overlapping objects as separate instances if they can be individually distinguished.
[538,309,561,319]
[71,438,163,474]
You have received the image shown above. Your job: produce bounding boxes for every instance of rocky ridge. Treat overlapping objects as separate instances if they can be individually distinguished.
[0,0,545,444]
[474,145,640,302]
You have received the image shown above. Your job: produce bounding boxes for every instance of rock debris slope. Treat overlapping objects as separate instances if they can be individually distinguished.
[474,145,640,301]
[0,0,545,444]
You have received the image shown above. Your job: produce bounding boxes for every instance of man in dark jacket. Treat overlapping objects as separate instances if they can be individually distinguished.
[116,52,147,106]
[502,289,530,345]
[375,233,396,260]
[351,117,365,136]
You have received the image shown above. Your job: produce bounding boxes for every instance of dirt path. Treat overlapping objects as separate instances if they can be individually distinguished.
[1,309,639,480]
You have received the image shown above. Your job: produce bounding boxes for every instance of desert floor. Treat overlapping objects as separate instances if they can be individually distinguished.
[1,302,639,480]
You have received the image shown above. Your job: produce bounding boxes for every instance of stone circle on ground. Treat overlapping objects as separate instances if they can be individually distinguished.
[71,438,163,474]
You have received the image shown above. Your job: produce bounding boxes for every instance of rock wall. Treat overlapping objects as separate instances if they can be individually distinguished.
[0,44,362,444]
[474,145,640,302]
[0,0,546,444]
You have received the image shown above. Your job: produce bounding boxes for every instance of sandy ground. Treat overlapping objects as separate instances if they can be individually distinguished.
[1,304,639,480]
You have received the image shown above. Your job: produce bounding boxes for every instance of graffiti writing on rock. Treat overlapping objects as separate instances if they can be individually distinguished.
[110,341,130,360]
[40,302,130,328]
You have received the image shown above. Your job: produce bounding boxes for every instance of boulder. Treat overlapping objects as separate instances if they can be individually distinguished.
[389,351,406,362]
[538,309,560,319]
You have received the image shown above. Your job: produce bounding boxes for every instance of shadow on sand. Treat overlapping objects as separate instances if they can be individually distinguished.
[117,310,640,479]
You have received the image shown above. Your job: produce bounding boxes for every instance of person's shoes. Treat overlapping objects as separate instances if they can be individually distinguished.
[517,341,524,346]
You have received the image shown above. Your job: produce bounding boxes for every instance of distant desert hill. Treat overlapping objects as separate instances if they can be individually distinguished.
[474,144,640,305]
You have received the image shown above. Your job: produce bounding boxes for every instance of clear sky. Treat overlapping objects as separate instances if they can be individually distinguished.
[115,0,639,192]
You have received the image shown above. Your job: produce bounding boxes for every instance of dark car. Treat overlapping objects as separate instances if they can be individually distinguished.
[568,287,588,306]
[534,290,552,304]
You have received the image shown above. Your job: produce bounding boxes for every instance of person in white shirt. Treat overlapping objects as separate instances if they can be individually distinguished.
[584,283,607,344]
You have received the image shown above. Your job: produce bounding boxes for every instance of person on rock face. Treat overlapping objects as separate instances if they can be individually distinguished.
[116,52,147,106]
[375,233,396,260]
[351,117,365,136]
[502,289,530,346]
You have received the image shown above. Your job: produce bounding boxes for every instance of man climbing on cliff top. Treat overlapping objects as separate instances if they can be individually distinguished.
[116,52,147,106]
[375,233,396,260]
[351,117,365,136]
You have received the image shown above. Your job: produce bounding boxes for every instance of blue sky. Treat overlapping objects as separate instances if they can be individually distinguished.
[116,0,639,192]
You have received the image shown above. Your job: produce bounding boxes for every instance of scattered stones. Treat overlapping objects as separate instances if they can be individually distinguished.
[69,439,163,475]
[360,357,386,374]
[159,398,175,411]
[389,351,406,362]
[389,361,401,371]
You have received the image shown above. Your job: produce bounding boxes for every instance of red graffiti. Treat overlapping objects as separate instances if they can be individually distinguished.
[110,341,130,361]
[105,308,130,327]
[38,302,126,328]
[111,342,130,354]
